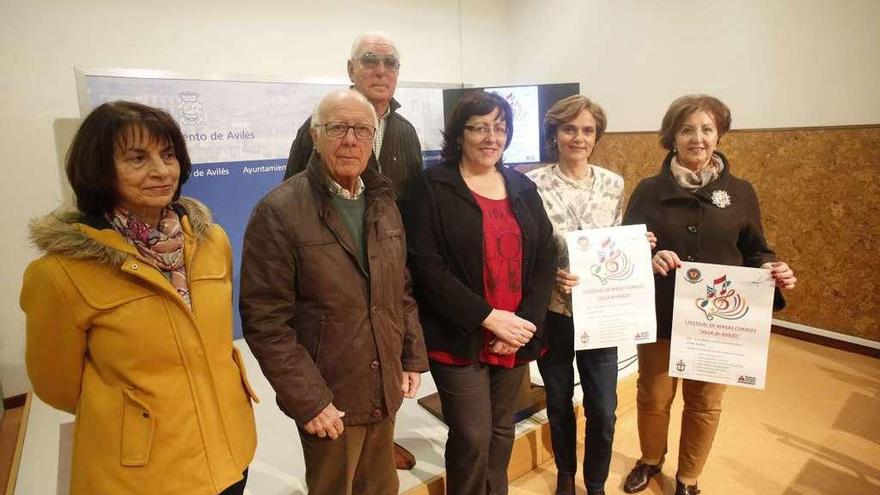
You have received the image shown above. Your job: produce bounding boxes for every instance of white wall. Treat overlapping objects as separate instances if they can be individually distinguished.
[0,0,511,397]
[505,0,880,131]
[2,0,878,397]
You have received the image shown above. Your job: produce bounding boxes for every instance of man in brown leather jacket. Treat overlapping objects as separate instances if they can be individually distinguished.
[240,90,428,494]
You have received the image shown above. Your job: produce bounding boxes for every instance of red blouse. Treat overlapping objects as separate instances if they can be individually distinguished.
[429,191,523,368]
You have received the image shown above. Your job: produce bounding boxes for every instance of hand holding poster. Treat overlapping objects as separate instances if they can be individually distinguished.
[669,262,776,389]
[566,224,656,350]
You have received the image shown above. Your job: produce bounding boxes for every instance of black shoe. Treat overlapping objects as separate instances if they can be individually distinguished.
[623,460,663,493]
[555,472,575,495]
[587,490,606,495]
[675,480,700,495]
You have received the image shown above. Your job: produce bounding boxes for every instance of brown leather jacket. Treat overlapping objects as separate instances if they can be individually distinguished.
[240,153,428,426]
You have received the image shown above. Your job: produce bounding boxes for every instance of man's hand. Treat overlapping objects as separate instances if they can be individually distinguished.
[401,371,422,398]
[304,403,346,439]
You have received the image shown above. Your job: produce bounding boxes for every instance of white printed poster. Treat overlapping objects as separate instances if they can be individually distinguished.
[566,224,656,350]
[669,262,776,389]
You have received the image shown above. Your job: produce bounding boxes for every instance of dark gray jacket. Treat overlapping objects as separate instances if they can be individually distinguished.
[405,161,557,362]
[624,151,784,339]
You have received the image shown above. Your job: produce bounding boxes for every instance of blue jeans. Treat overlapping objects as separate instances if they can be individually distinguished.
[537,311,618,491]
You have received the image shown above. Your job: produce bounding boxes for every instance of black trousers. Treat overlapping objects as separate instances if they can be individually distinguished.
[537,311,618,491]
[431,360,527,495]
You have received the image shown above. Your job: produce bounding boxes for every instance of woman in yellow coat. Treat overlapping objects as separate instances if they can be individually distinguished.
[20,101,258,495]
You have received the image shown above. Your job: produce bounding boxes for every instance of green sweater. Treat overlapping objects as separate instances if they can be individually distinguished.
[331,194,368,274]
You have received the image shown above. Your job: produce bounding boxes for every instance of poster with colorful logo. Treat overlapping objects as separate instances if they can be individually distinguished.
[566,224,656,350]
[669,262,776,389]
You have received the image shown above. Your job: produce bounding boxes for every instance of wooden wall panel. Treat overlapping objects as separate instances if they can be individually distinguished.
[583,126,880,342]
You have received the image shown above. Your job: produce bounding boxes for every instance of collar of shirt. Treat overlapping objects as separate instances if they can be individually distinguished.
[373,108,390,165]
[327,175,366,200]
[373,105,391,164]
[550,163,595,190]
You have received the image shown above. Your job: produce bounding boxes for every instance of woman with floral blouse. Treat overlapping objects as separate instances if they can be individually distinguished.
[528,95,654,495]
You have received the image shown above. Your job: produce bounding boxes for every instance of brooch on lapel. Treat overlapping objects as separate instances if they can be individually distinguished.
[711,190,731,208]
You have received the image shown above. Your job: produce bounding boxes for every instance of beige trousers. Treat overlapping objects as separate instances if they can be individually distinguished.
[636,340,727,485]
[297,415,398,495]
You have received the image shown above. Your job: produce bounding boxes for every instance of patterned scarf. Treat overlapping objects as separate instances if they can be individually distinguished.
[670,154,724,191]
[109,206,191,308]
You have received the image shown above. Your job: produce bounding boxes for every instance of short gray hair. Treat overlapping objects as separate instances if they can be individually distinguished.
[349,31,399,60]
[311,89,378,127]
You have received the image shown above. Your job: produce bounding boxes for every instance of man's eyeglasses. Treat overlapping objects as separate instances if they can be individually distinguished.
[463,124,508,137]
[358,52,401,72]
[315,122,377,140]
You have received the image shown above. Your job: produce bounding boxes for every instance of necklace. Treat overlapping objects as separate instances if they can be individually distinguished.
[558,161,592,182]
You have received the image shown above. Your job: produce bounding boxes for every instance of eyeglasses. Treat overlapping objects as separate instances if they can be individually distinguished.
[315,122,377,140]
[463,124,508,137]
[357,52,401,72]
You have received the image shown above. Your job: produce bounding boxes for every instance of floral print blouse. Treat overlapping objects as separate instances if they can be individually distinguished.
[526,163,624,316]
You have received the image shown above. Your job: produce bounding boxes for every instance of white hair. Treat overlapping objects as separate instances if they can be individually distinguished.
[311,89,378,127]
[349,30,399,60]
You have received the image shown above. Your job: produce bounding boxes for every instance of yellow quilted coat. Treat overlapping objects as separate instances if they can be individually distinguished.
[20,198,258,495]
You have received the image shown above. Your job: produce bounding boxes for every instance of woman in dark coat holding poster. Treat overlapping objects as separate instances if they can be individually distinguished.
[621,94,796,495]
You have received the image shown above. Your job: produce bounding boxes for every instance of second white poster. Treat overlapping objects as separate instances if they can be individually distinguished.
[566,224,656,350]
[668,262,776,389]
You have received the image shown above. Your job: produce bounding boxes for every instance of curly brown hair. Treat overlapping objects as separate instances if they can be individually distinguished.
[659,94,731,150]
[543,95,607,159]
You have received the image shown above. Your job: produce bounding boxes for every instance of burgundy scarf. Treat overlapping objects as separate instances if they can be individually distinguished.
[109,206,191,308]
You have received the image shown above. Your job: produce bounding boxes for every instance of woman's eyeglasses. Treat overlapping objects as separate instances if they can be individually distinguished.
[463,124,508,137]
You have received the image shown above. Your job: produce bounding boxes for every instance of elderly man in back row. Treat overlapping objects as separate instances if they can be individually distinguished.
[284,31,423,209]
[241,89,428,494]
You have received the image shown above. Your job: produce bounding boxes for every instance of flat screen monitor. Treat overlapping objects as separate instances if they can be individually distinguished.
[442,82,580,165]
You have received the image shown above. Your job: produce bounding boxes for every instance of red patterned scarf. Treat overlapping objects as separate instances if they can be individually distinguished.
[109,206,191,308]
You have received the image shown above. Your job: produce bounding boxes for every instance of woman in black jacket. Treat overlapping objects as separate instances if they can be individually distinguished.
[405,91,556,495]
[622,95,797,495]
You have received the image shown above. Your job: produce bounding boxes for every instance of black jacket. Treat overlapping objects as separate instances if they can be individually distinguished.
[284,98,423,207]
[623,151,783,339]
[405,161,557,362]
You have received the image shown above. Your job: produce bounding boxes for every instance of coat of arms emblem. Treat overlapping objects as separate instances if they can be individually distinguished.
[178,92,205,125]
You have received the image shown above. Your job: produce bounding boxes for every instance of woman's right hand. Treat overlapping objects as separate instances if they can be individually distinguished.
[555,268,579,294]
[652,250,681,276]
[482,309,536,347]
